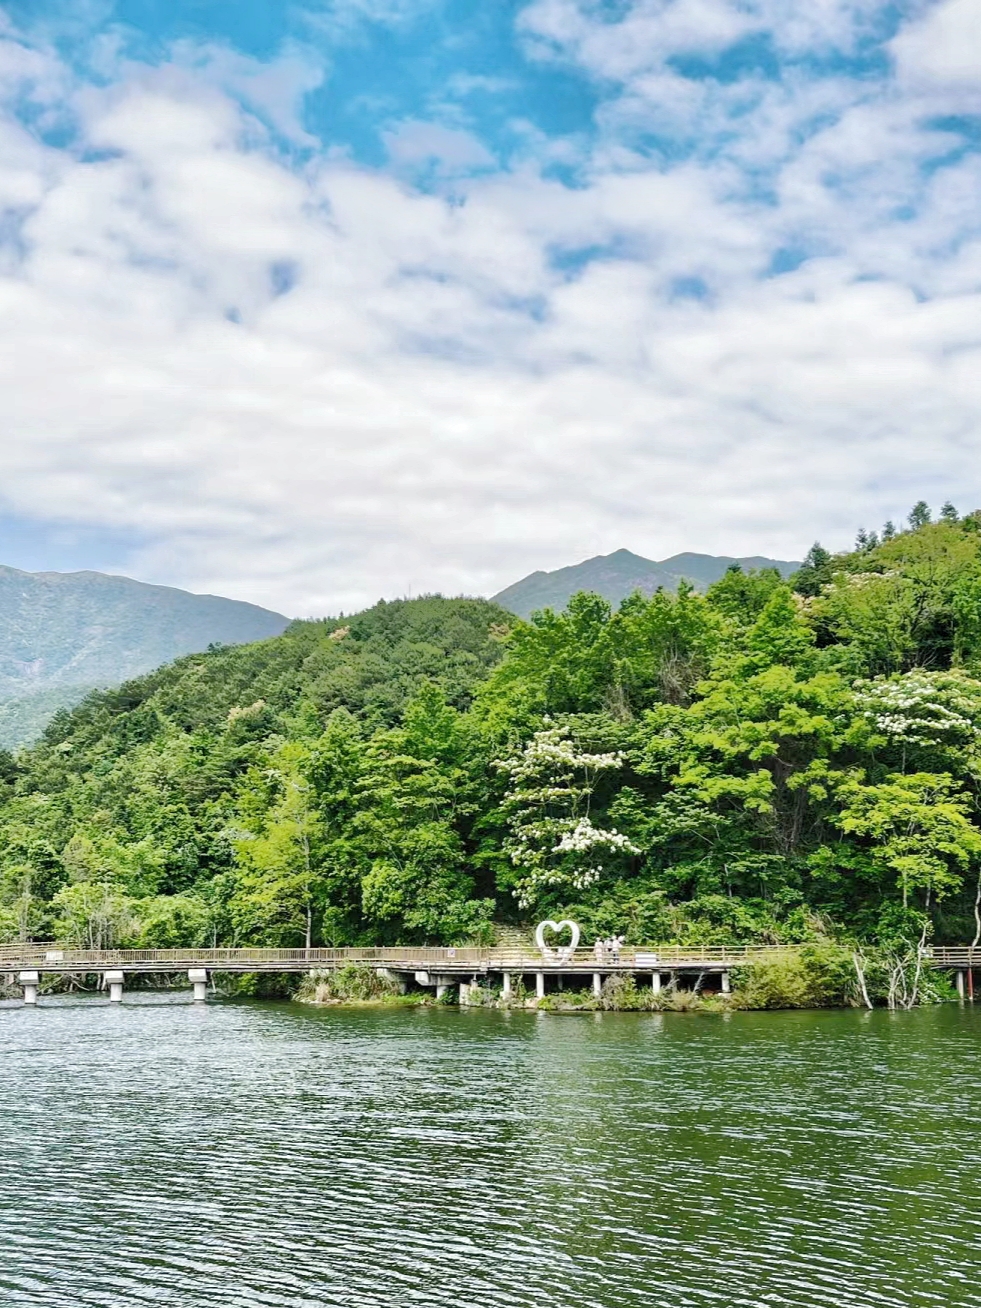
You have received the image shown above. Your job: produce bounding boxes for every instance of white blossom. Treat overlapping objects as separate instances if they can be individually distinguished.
[494,725,637,909]
[854,671,981,749]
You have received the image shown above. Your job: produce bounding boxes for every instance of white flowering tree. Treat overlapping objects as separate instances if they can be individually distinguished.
[853,670,981,772]
[495,724,639,909]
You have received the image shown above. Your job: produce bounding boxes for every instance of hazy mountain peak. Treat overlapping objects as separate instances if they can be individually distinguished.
[0,566,290,749]
[492,549,800,619]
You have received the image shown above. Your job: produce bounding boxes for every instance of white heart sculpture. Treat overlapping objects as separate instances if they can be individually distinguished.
[535,919,581,963]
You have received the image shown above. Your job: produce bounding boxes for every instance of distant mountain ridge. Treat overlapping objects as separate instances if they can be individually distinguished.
[0,566,290,748]
[492,548,800,619]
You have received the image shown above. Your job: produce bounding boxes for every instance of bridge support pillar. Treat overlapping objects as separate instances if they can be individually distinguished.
[188,968,208,1002]
[956,970,966,1002]
[721,971,731,994]
[651,972,661,994]
[593,973,602,997]
[104,970,125,1003]
[502,972,512,999]
[535,972,545,1000]
[19,970,39,1005]
[436,983,448,1000]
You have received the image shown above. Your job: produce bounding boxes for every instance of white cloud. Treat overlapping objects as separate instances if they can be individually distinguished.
[0,8,979,615]
[892,0,981,90]
[518,0,759,80]
[383,120,497,172]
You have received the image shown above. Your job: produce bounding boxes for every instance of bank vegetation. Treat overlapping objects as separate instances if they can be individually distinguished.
[3,503,981,1009]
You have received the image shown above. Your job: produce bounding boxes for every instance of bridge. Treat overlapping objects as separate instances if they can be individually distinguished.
[2,943,980,1004]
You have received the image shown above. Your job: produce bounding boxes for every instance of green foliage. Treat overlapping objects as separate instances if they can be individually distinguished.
[0,564,287,749]
[5,515,981,968]
[730,945,856,1009]
[297,964,404,1003]
[492,548,798,620]
[495,722,638,910]
[52,881,140,949]
[791,543,833,598]
[833,772,981,906]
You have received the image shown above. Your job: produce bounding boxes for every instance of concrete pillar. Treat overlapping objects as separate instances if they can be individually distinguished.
[188,968,208,1002]
[956,970,966,1002]
[651,972,662,994]
[535,972,545,1000]
[720,971,731,994]
[19,970,39,1006]
[436,984,448,1000]
[459,981,469,1005]
[104,970,125,1003]
[593,972,603,997]
[502,972,512,999]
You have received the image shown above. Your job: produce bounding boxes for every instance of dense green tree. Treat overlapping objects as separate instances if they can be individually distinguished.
[5,520,981,951]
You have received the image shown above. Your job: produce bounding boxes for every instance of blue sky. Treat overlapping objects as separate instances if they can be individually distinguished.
[4,1,601,176]
[0,1,978,611]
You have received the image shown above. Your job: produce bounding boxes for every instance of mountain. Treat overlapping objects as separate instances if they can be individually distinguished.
[0,566,289,749]
[492,548,801,619]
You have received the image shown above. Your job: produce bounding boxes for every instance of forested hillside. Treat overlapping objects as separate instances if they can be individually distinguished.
[0,565,289,749]
[3,504,981,955]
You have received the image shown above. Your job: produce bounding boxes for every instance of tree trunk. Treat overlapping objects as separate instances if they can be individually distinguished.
[852,952,873,1009]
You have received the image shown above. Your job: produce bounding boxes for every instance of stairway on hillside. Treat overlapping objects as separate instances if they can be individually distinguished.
[491,923,535,951]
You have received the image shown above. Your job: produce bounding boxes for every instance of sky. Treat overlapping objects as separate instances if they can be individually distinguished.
[0,1,979,616]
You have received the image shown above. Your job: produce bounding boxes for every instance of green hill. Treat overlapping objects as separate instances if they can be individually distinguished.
[4,510,981,973]
[493,548,800,618]
[0,566,289,748]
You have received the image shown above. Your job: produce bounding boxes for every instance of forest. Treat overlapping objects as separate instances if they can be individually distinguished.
[3,501,981,962]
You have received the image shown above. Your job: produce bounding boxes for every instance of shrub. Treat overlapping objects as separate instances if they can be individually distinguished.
[731,944,856,1009]
[296,963,403,1003]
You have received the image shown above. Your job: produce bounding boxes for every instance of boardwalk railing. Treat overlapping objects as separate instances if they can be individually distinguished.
[2,942,976,974]
[931,947,981,967]
[0,941,850,972]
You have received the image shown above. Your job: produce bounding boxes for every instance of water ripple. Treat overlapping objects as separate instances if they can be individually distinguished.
[1,998,979,1307]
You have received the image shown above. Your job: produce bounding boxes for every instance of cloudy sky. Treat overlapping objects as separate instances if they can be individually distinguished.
[0,1,978,615]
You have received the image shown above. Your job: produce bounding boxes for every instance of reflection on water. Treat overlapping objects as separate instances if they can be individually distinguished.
[1,995,979,1307]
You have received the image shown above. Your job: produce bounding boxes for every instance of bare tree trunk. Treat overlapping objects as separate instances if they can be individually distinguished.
[904,926,928,1009]
[886,958,899,1010]
[853,952,873,1009]
[303,831,313,952]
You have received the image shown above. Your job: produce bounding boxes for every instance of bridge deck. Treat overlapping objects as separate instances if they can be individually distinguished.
[1,943,977,975]
[3,943,809,974]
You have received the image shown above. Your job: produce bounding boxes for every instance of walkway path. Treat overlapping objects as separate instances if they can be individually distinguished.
[2,943,978,1004]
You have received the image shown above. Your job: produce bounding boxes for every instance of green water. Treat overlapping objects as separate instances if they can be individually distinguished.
[1,997,979,1307]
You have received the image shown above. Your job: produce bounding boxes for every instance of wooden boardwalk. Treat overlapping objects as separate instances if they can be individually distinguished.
[3,943,979,1004]
[2,942,815,975]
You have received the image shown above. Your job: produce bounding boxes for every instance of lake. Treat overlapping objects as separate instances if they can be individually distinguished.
[1,997,979,1307]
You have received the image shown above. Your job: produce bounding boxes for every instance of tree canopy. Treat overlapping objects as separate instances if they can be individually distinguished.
[4,512,981,952]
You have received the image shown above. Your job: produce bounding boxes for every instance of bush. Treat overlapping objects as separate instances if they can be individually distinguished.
[731,944,856,1009]
[295,963,403,1003]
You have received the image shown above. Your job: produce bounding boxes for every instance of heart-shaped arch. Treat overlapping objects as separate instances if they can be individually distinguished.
[535,919,581,963]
